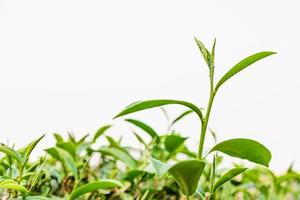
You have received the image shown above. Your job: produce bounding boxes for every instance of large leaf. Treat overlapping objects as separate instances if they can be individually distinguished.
[209,138,271,167]
[164,134,187,153]
[97,147,137,169]
[93,125,112,142]
[45,147,78,179]
[114,99,203,121]
[215,51,276,90]
[212,167,247,192]
[0,145,23,167]
[125,119,159,139]
[168,159,206,196]
[69,179,123,200]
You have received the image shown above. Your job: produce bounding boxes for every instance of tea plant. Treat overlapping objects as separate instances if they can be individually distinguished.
[0,38,292,200]
[114,37,275,199]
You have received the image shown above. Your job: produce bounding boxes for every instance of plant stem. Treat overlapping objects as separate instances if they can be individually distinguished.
[198,63,216,159]
[197,91,215,159]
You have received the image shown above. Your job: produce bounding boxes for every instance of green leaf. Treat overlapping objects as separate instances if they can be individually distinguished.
[0,179,28,194]
[106,136,121,148]
[168,159,206,196]
[45,147,78,179]
[53,133,64,143]
[209,138,271,167]
[215,51,276,90]
[169,110,193,127]
[23,135,45,165]
[56,142,77,160]
[164,134,187,153]
[212,167,247,192]
[69,179,123,200]
[194,37,212,68]
[150,157,171,177]
[93,125,112,142]
[114,99,203,122]
[125,119,159,139]
[97,147,137,169]
[131,131,147,147]
[0,145,23,167]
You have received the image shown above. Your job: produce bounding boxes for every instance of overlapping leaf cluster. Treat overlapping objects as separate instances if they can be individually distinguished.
[1,39,297,200]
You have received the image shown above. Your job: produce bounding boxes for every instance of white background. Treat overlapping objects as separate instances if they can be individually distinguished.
[0,0,299,172]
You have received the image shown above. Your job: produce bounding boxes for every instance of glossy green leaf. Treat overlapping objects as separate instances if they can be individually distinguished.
[98,147,137,169]
[69,179,123,200]
[0,145,23,167]
[164,134,187,153]
[168,159,206,196]
[125,119,159,139]
[215,51,276,90]
[45,147,78,179]
[212,167,247,192]
[93,125,112,142]
[209,138,271,166]
[114,99,203,122]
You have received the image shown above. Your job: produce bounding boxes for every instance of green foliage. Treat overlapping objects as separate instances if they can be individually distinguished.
[209,138,272,167]
[168,160,205,196]
[0,37,283,200]
[69,180,123,200]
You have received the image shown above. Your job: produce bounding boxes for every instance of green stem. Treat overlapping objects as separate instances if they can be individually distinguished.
[198,65,216,159]
[197,91,216,159]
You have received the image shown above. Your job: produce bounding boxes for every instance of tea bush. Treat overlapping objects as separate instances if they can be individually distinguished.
[1,38,297,200]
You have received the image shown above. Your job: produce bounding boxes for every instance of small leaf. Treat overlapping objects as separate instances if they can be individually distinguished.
[69,179,123,200]
[106,136,121,148]
[150,157,171,177]
[114,99,203,122]
[209,138,271,167]
[23,135,45,164]
[168,159,206,196]
[97,147,137,169]
[212,167,247,192]
[0,145,23,167]
[215,51,276,90]
[125,119,159,140]
[169,110,193,127]
[131,131,147,147]
[45,147,78,179]
[93,125,112,142]
[164,134,187,153]
[53,133,64,143]
[194,37,212,68]
[123,170,153,181]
